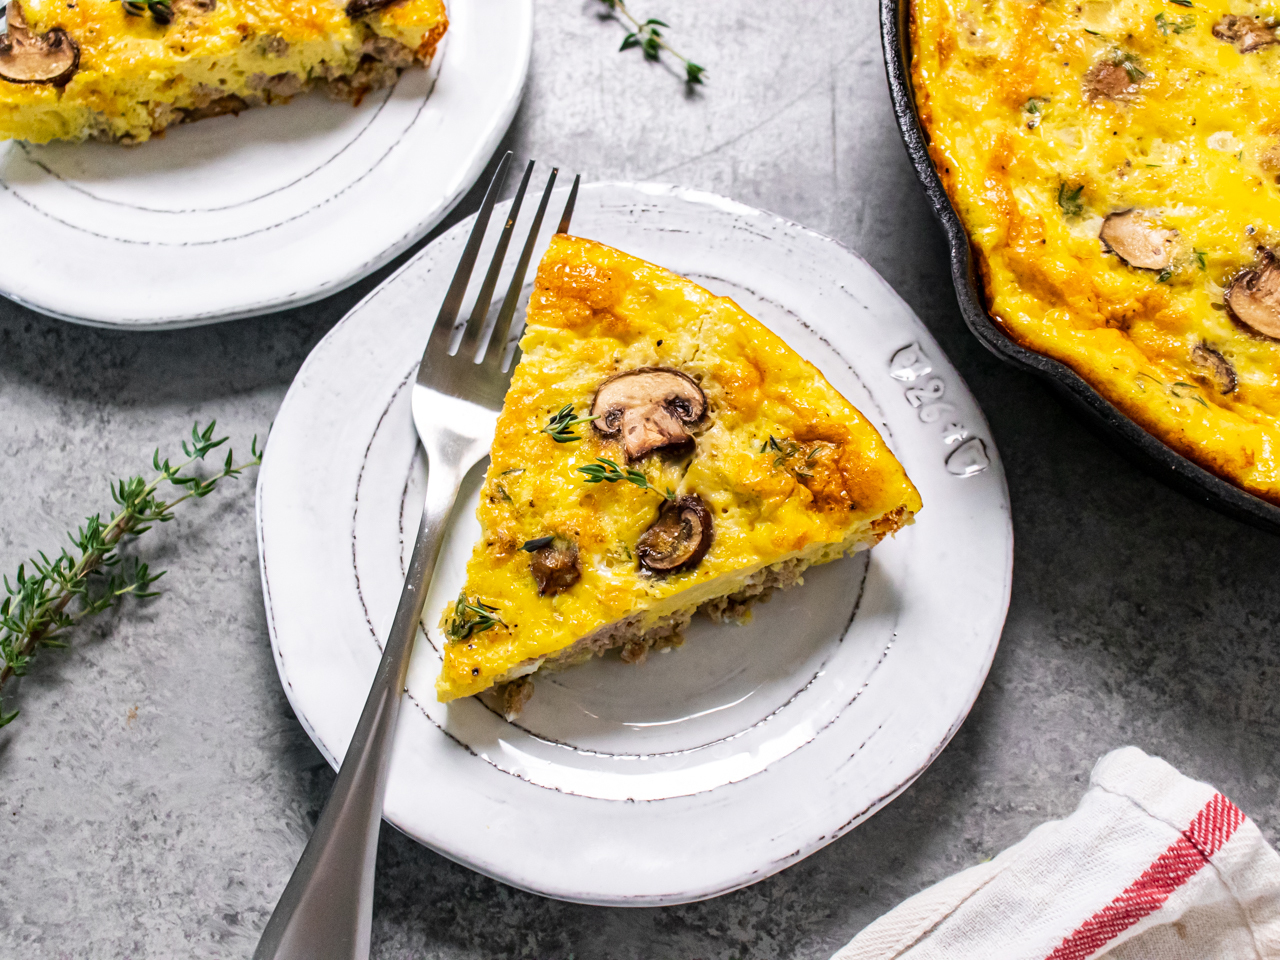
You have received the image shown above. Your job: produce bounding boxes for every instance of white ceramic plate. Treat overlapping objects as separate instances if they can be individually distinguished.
[256,183,1013,905]
[0,0,530,329]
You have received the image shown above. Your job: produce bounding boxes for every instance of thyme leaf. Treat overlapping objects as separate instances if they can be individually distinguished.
[0,422,262,728]
[121,0,173,25]
[577,457,676,501]
[1155,11,1195,33]
[447,594,504,641]
[1170,381,1210,407]
[1118,52,1147,82]
[541,404,599,443]
[1057,182,1085,218]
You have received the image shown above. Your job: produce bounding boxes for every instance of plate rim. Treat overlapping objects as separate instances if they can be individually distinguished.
[255,181,1015,904]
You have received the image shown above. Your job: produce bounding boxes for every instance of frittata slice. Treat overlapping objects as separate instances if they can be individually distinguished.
[436,235,922,714]
[0,0,446,144]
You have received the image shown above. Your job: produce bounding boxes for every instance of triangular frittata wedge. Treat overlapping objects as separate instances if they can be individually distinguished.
[437,235,922,714]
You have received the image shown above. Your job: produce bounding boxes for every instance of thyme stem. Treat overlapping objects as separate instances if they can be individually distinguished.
[0,422,262,728]
[598,0,706,85]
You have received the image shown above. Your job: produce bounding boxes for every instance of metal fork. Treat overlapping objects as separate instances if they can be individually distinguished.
[253,153,581,960]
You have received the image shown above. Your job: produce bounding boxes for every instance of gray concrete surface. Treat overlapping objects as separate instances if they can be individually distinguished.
[3,2,1280,957]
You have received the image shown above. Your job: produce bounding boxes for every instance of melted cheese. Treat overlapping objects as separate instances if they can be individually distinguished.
[913,0,1280,500]
[435,235,922,702]
[0,0,446,143]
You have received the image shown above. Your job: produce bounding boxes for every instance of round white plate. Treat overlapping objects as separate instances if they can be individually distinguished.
[256,183,1013,906]
[0,0,530,329]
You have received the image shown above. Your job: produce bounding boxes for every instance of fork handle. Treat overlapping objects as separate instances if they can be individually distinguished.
[253,460,465,960]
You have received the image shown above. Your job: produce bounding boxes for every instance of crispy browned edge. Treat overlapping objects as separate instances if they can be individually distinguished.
[906,0,1280,506]
[416,19,448,60]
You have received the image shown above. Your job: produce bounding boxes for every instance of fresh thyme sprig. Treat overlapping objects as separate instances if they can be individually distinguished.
[447,594,504,641]
[121,0,174,26]
[0,422,262,729]
[597,0,706,86]
[577,457,676,501]
[541,404,599,443]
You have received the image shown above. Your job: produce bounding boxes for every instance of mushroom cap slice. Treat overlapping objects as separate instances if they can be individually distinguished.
[636,495,713,573]
[1191,343,1237,395]
[1226,248,1280,340]
[1083,60,1139,102]
[1213,14,1278,53]
[591,367,707,461]
[1099,210,1177,271]
[0,1,79,86]
[527,538,581,597]
[346,0,401,17]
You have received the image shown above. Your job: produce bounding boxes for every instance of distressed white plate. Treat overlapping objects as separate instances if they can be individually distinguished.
[0,0,530,329]
[256,183,1013,905]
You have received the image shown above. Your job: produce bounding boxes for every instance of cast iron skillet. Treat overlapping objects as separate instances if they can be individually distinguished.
[880,0,1280,535]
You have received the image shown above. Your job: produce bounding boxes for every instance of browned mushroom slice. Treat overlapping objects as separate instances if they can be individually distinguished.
[1225,249,1280,339]
[523,536,581,596]
[1191,343,1237,395]
[636,495,713,573]
[1099,210,1177,271]
[346,0,400,17]
[1212,14,1278,53]
[0,1,79,86]
[591,368,707,461]
[1083,60,1140,102]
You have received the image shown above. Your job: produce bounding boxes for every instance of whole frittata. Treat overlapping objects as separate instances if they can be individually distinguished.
[912,0,1280,501]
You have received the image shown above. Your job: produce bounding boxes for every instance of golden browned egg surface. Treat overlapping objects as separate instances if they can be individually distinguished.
[912,0,1280,501]
[435,235,922,703]
[0,0,446,143]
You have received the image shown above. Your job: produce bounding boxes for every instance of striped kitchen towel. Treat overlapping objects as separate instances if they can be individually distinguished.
[833,747,1280,960]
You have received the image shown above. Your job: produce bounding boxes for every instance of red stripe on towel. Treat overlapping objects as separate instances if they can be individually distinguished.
[1044,793,1245,960]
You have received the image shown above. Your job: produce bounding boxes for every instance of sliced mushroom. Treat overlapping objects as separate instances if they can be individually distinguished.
[1212,14,1278,53]
[1099,210,1177,271]
[1225,248,1280,339]
[1083,60,1140,102]
[1260,142,1280,175]
[345,0,400,17]
[0,1,79,86]
[525,536,581,596]
[591,368,707,461]
[1191,342,1237,395]
[636,495,713,573]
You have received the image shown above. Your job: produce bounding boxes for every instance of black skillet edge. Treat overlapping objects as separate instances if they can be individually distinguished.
[878,0,1280,535]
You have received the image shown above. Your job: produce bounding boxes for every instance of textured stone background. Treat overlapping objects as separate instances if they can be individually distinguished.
[3,1,1280,958]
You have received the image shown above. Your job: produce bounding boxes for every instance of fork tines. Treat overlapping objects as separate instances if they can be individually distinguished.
[423,153,581,374]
